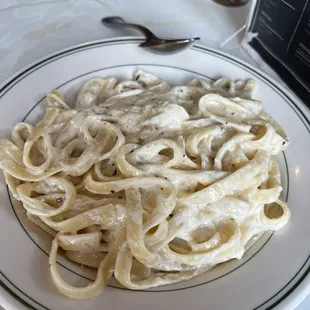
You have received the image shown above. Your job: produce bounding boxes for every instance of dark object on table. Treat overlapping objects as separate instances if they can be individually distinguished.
[248,0,310,104]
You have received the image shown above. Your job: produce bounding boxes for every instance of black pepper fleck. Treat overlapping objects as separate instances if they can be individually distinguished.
[231,112,235,115]
[118,196,122,199]
[48,264,51,268]
[130,150,134,154]
[135,75,140,80]
[225,122,228,125]
[282,141,286,145]
[110,190,115,194]
[183,154,186,157]
[160,188,164,190]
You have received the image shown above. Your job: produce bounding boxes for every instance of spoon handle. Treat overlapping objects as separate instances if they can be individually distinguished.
[101,16,156,41]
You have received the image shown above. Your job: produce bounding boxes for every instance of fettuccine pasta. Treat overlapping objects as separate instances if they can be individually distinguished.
[0,70,290,299]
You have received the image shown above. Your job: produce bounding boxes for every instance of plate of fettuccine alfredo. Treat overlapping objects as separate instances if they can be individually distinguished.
[0,37,309,310]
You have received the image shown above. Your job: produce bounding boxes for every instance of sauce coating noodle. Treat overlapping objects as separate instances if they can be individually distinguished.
[0,70,290,299]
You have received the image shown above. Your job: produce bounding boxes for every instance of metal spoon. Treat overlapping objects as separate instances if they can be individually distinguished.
[101,16,200,55]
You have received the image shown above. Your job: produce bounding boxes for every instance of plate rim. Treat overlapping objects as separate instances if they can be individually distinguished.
[0,36,310,310]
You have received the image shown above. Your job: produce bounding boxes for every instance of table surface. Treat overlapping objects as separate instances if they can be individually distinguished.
[0,0,309,309]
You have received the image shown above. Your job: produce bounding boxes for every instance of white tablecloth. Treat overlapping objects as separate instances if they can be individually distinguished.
[0,0,308,309]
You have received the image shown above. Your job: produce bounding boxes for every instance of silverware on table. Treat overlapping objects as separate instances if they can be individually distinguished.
[101,16,200,55]
[213,0,249,6]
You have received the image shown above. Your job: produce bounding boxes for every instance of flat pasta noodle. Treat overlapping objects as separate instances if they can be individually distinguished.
[0,70,290,299]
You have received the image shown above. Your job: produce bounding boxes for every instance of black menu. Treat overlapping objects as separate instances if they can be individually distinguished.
[249,0,310,104]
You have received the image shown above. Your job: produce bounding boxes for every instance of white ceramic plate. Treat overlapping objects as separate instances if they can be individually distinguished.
[1,37,310,310]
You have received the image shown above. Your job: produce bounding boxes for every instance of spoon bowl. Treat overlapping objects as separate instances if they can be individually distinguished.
[139,38,199,55]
